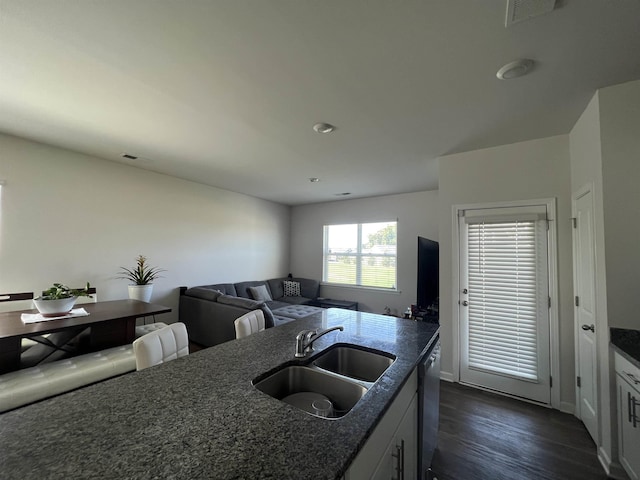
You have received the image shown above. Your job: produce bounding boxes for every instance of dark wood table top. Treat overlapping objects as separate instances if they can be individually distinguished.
[0,299,171,340]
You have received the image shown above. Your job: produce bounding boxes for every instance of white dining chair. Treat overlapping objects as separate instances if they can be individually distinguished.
[132,322,189,371]
[234,310,266,339]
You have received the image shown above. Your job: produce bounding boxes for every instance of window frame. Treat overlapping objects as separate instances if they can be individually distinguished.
[322,220,398,291]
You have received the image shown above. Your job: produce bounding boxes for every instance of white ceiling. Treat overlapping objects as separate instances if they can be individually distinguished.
[1,1,640,206]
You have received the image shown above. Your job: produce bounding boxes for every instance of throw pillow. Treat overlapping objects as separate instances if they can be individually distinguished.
[248,284,272,302]
[283,280,301,297]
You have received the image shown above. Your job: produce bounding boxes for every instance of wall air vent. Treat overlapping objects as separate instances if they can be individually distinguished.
[505,0,556,27]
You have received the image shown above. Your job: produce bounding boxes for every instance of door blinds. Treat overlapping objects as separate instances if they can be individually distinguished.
[464,207,547,382]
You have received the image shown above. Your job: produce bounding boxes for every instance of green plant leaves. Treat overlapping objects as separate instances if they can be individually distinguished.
[116,255,166,285]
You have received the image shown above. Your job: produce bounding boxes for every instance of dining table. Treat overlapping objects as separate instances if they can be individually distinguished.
[0,299,171,373]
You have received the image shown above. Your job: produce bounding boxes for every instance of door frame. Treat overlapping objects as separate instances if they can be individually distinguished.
[451,198,561,409]
[572,183,599,433]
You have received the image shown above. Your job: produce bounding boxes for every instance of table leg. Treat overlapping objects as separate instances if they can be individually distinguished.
[0,337,21,374]
[90,318,136,349]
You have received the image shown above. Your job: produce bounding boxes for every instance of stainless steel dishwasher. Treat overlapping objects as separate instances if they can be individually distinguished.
[418,336,441,480]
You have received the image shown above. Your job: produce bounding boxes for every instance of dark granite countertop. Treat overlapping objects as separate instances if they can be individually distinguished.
[0,309,439,479]
[611,328,640,368]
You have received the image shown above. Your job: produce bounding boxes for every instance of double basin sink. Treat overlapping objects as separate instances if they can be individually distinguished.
[253,343,396,420]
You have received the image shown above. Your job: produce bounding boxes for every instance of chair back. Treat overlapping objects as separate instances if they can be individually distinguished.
[132,322,189,371]
[234,310,266,339]
[0,292,34,312]
[74,287,97,305]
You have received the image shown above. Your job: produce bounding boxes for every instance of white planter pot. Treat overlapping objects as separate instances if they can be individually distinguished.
[128,284,153,303]
[33,296,78,316]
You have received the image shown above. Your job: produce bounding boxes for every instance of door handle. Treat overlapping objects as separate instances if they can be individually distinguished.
[581,324,595,332]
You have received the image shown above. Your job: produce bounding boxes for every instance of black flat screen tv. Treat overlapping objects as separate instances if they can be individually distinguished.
[417,236,439,310]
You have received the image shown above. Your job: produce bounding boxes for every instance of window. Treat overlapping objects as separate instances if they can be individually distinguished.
[323,221,397,289]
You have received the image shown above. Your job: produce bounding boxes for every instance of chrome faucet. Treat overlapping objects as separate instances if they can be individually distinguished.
[295,326,344,358]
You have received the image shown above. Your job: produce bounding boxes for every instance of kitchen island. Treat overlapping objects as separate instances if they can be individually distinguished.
[0,308,439,479]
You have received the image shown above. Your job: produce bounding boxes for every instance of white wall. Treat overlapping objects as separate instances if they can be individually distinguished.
[438,135,575,407]
[599,80,640,330]
[569,91,615,468]
[290,191,439,316]
[0,133,291,322]
[570,79,640,474]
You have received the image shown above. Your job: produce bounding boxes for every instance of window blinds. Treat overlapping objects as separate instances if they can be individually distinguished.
[465,216,545,382]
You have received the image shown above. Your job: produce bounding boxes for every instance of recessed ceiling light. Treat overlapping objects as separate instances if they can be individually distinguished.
[496,59,534,80]
[309,177,320,183]
[313,123,336,134]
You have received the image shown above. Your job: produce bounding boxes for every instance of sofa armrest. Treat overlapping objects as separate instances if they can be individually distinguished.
[179,296,243,347]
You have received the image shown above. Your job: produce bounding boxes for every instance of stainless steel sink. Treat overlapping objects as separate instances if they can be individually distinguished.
[312,344,396,382]
[253,365,367,419]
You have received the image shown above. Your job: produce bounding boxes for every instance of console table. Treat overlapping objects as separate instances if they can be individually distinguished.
[0,300,171,373]
[312,298,358,311]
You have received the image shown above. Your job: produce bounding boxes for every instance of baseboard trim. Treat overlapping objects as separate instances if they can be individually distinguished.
[598,447,611,475]
[559,401,575,414]
[440,371,454,382]
[598,448,627,480]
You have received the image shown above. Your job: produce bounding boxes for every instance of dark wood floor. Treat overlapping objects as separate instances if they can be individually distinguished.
[431,381,610,480]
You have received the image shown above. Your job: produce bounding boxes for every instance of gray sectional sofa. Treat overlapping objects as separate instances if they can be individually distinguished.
[179,277,324,347]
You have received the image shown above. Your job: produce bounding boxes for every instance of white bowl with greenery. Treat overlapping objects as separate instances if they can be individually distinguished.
[33,283,92,317]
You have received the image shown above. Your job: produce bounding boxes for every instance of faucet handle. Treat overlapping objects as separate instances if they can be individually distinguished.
[304,330,318,354]
[296,329,315,340]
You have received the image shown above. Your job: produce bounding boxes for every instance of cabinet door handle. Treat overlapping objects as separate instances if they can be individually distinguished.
[391,440,405,480]
[623,371,640,385]
[629,391,634,424]
[633,395,639,429]
[400,439,405,480]
[392,443,401,480]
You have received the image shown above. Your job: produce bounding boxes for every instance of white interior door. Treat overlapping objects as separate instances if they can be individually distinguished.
[573,188,598,443]
[459,205,551,404]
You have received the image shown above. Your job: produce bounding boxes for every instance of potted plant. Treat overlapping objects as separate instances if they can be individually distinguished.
[33,283,92,317]
[117,255,166,302]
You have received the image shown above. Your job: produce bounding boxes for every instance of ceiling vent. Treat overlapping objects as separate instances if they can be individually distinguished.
[505,0,556,27]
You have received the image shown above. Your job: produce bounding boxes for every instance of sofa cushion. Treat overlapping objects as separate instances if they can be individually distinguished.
[197,283,237,296]
[248,285,272,302]
[283,280,301,297]
[184,287,223,302]
[234,281,273,300]
[279,296,313,306]
[268,277,320,301]
[264,300,290,311]
[260,305,275,329]
[272,304,324,320]
[217,294,274,329]
[217,294,263,309]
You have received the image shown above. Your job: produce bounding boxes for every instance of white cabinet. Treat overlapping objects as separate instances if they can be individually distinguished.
[346,370,418,480]
[615,351,640,480]
[370,394,418,480]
